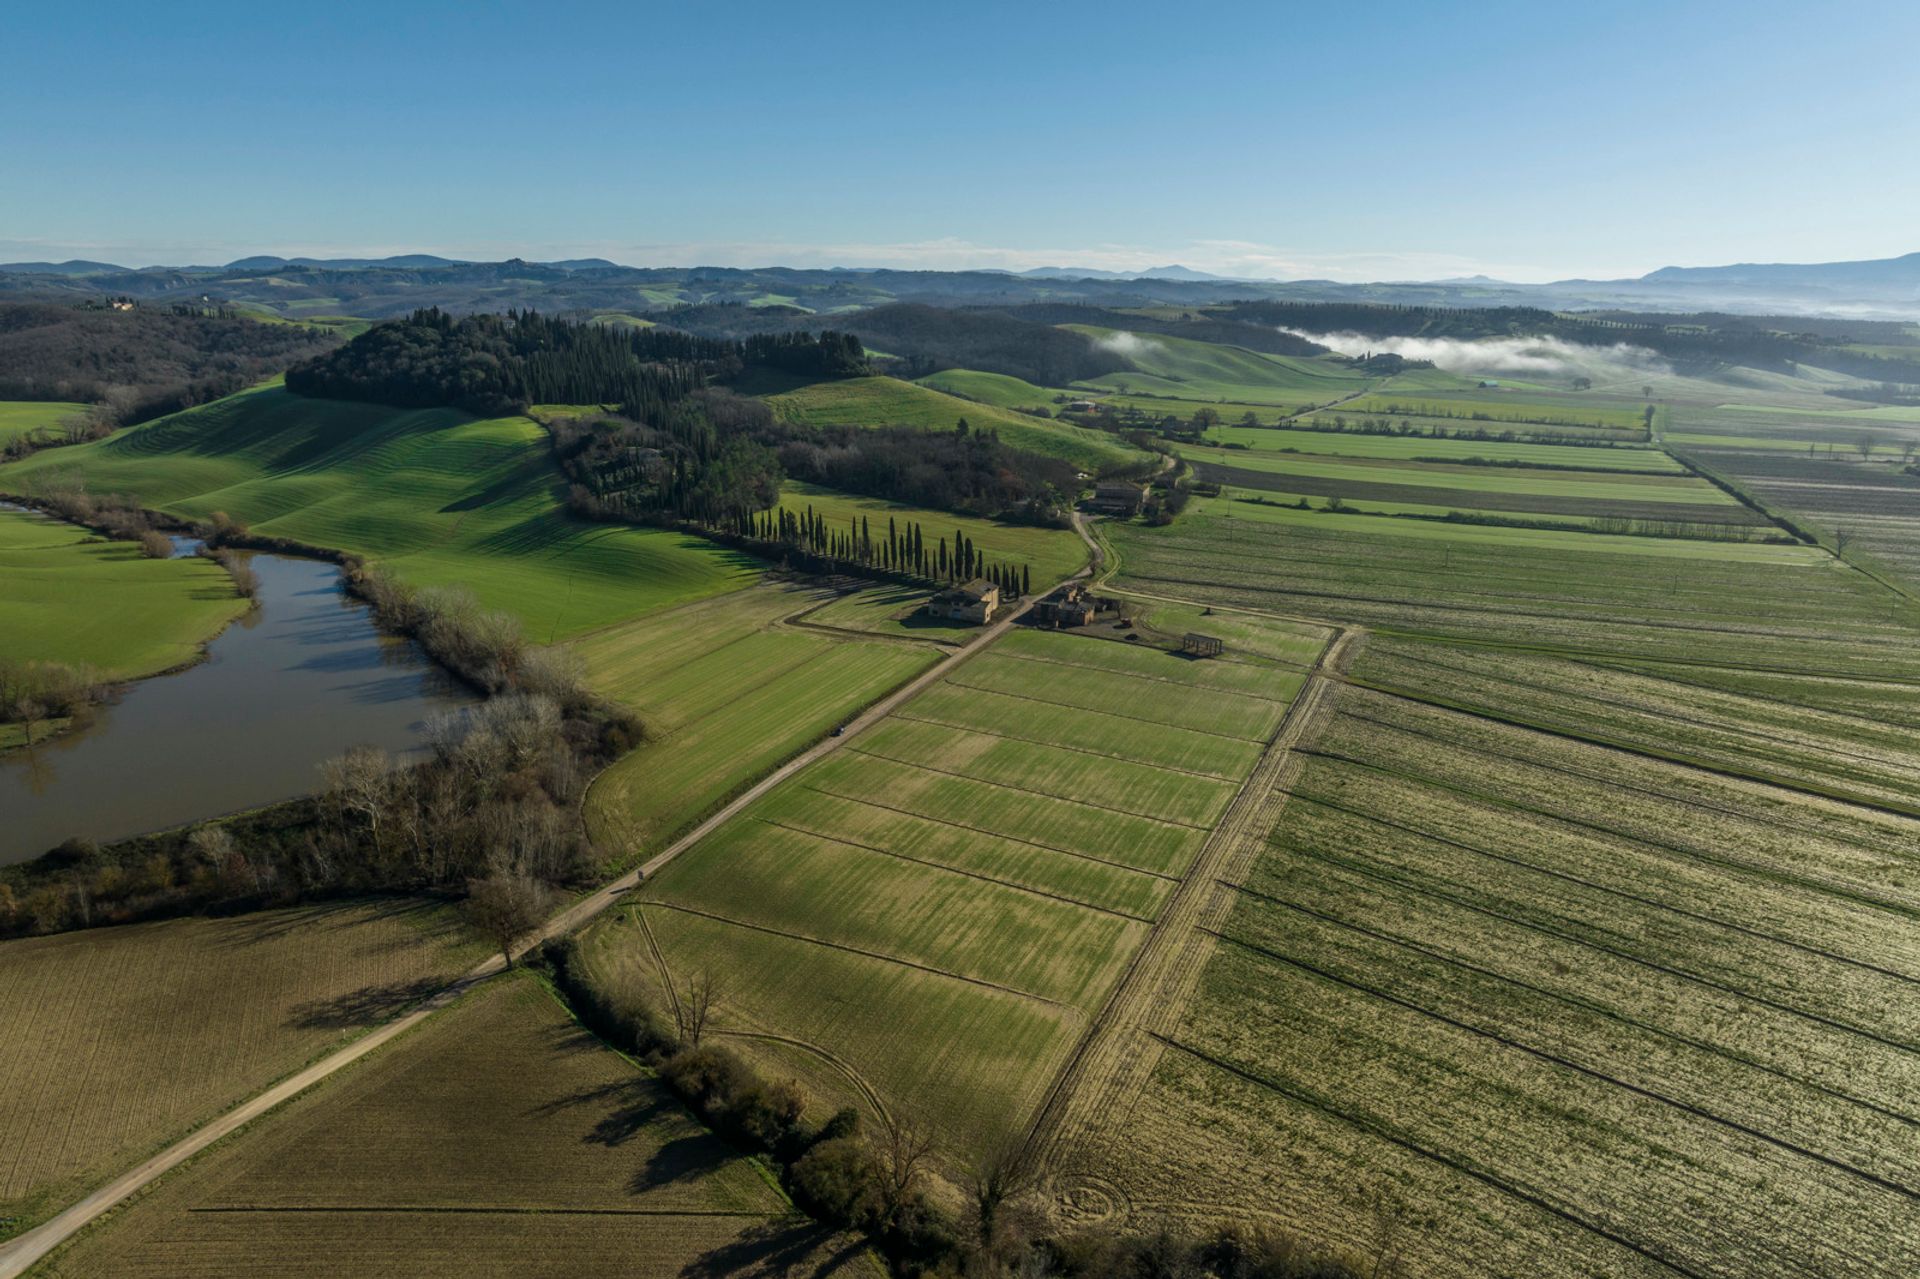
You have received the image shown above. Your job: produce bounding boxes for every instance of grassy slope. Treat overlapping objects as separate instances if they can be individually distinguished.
[0,504,248,678]
[0,901,479,1239]
[0,387,759,640]
[0,401,90,445]
[914,368,1058,410]
[1062,325,1373,406]
[39,974,868,1277]
[774,481,1088,584]
[765,375,1139,471]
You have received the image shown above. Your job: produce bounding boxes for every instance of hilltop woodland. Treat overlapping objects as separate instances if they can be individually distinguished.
[0,300,341,432]
[293,309,1062,580]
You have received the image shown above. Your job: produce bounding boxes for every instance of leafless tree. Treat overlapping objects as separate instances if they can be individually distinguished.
[968,1135,1036,1250]
[876,1113,935,1227]
[676,968,717,1047]
[462,867,552,968]
[138,529,174,559]
[1835,527,1856,556]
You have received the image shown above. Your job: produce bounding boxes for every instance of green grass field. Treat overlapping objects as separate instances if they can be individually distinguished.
[1201,424,1685,471]
[914,368,1059,411]
[0,503,249,679]
[37,974,869,1277]
[765,375,1139,470]
[1338,392,1651,433]
[0,387,760,641]
[580,625,1316,1158]
[0,900,479,1240]
[576,581,943,861]
[0,401,90,446]
[1063,325,1373,406]
[772,481,1088,584]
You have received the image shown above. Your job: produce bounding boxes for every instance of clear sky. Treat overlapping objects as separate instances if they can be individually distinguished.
[4,0,1916,281]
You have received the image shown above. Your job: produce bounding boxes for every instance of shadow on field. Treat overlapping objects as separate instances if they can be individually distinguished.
[285,975,446,1028]
[635,1133,732,1193]
[680,1219,868,1278]
[214,896,458,948]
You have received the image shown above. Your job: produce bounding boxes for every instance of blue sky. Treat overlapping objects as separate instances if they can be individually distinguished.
[4,0,1916,280]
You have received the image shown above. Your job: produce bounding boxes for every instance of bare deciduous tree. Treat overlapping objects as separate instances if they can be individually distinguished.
[462,867,552,968]
[876,1113,935,1227]
[675,968,717,1047]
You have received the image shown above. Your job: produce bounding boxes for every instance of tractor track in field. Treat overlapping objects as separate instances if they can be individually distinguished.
[1013,624,1359,1199]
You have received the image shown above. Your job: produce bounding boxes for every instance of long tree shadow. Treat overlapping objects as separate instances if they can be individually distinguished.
[284,976,447,1029]
[679,1219,869,1278]
[633,1133,732,1194]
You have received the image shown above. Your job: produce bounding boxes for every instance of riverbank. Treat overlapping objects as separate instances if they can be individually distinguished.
[0,503,254,754]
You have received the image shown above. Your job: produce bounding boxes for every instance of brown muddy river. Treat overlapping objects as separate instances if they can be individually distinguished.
[1,549,477,864]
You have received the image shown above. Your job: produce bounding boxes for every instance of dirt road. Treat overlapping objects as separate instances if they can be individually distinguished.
[0,574,1072,1279]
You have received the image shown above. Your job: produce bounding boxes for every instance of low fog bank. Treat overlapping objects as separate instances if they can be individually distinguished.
[1283,328,1672,383]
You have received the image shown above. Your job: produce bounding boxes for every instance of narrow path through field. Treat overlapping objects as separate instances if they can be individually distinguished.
[0,567,1087,1279]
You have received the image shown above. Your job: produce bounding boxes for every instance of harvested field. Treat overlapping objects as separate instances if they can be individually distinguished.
[0,901,478,1239]
[1687,446,1920,590]
[38,976,871,1278]
[580,624,1318,1159]
[1349,635,1920,812]
[1060,681,1920,1278]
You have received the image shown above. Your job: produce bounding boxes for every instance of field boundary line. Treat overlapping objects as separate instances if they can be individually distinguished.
[888,710,1252,781]
[1224,878,1920,1131]
[0,570,1084,1279]
[756,818,1156,922]
[1272,826,1920,1059]
[1202,925,1920,1201]
[795,783,1185,881]
[1148,1033,1703,1279]
[1340,673,1920,821]
[1288,774,1920,989]
[639,901,1073,1007]
[840,744,1220,830]
[1333,702,1920,856]
[1300,740,1920,933]
[1014,627,1355,1189]
[934,676,1273,742]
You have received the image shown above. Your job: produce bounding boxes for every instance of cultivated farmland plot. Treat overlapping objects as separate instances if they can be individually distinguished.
[578,624,1318,1159]
[0,901,479,1240]
[1068,682,1920,1278]
[37,976,870,1277]
[577,580,943,860]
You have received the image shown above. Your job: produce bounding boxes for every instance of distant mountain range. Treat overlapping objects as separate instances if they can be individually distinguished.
[1,251,1914,319]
